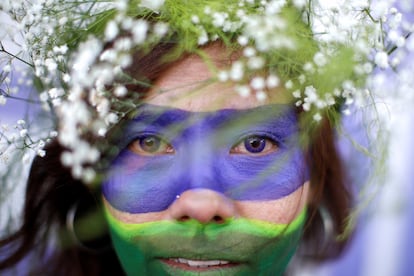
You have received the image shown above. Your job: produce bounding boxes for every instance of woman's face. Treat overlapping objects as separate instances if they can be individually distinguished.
[102,44,311,275]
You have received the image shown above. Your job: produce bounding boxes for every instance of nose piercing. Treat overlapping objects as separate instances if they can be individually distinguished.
[175,194,181,199]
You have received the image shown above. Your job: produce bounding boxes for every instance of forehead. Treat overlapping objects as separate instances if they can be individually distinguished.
[144,44,290,111]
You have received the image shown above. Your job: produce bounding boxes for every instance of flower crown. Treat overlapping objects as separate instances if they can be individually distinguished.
[0,0,386,182]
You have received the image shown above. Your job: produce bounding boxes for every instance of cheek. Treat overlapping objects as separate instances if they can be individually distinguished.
[235,181,310,224]
[103,181,310,225]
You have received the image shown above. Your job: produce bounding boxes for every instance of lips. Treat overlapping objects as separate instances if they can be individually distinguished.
[161,258,237,271]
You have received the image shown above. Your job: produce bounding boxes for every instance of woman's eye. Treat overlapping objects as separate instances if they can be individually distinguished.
[129,135,174,155]
[230,135,278,155]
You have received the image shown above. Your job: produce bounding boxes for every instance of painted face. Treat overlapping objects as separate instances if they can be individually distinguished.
[102,44,311,275]
[103,104,307,213]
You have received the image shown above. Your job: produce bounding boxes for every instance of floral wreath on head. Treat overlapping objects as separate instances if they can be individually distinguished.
[1,0,406,184]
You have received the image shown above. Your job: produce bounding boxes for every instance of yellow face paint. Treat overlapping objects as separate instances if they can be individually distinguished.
[105,208,306,276]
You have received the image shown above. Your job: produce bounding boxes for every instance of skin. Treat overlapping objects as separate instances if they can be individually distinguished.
[103,43,311,275]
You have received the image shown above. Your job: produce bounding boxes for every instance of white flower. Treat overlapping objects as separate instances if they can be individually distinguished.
[197,28,209,45]
[114,86,128,97]
[266,74,280,88]
[105,21,119,41]
[230,61,244,81]
[292,90,301,98]
[132,20,149,44]
[191,15,200,24]
[247,56,265,69]
[304,85,318,102]
[20,129,28,137]
[292,0,307,8]
[82,168,96,183]
[256,91,267,102]
[139,0,165,12]
[303,62,314,72]
[0,95,6,105]
[250,77,266,90]
[45,58,58,71]
[105,113,119,124]
[154,22,168,37]
[313,52,327,67]
[313,113,322,122]
[72,38,103,86]
[114,37,132,51]
[98,128,107,136]
[285,80,293,89]
[37,149,46,157]
[48,88,64,98]
[374,51,389,69]
[61,151,74,166]
[49,131,58,137]
[243,47,256,57]
[212,12,228,27]
[217,71,229,82]
[235,85,251,97]
[237,36,249,46]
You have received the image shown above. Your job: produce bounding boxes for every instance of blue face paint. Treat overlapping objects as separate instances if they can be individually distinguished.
[102,104,308,213]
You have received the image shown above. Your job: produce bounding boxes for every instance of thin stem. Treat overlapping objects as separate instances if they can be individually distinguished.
[0,43,34,68]
[0,89,42,104]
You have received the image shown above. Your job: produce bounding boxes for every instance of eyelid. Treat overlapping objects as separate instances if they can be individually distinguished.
[128,132,175,156]
[233,131,283,147]
[230,133,280,155]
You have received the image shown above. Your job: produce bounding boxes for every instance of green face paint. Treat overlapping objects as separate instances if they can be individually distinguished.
[105,209,306,276]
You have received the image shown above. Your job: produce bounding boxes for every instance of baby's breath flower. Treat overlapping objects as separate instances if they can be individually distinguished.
[247,56,265,70]
[266,75,280,88]
[140,0,165,12]
[313,112,322,122]
[256,90,267,102]
[250,77,266,90]
[230,61,244,81]
[0,95,6,105]
[37,149,46,157]
[105,21,119,42]
[237,36,249,46]
[218,71,229,82]
[132,20,149,44]
[19,129,28,138]
[236,85,251,97]
[375,51,389,69]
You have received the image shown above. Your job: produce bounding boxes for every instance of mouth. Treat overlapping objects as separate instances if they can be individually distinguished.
[160,257,240,272]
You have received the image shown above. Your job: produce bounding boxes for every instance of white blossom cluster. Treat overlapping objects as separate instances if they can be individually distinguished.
[0,118,55,165]
[1,0,408,182]
[367,0,414,125]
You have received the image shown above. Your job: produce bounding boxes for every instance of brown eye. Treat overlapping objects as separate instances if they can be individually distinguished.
[129,135,174,155]
[230,135,278,155]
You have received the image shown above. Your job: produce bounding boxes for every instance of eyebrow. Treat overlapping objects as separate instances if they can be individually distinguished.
[131,103,295,126]
[120,103,297,146]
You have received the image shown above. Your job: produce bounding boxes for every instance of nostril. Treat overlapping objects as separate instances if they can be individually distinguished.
[212,215,224,223]
[179,215,190,222]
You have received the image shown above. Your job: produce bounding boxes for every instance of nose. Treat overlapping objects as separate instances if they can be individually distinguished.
[168,189,237,223]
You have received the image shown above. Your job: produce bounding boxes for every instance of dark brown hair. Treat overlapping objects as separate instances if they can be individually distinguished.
[0,43,353,274]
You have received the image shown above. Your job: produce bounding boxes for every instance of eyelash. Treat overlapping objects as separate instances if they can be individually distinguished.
[128,134,175,156]
[230,134,279,155]
[128,133,280,156]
